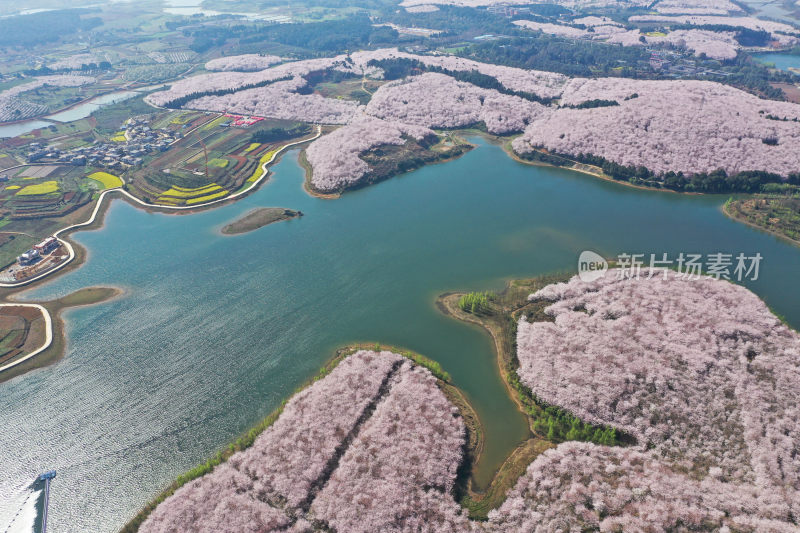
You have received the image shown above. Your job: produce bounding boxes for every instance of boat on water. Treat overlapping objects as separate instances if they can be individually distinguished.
[37,471,56,482]
[37,471,56,533]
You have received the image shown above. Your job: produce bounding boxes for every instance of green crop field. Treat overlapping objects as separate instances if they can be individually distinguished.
[208,158,229,168]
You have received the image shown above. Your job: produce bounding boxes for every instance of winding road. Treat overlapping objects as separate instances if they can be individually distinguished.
[0,303,52,374]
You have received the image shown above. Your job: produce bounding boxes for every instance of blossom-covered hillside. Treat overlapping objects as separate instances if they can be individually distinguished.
[138,273,800,532]
[513,78,800,176]
[138,350,471,532]
[205,54,283,72]
[187,78,361,125]
[0,75,96,123]
[398,0,742,10]
[145,48,800,190]
[513,17,789,60]
[517,270,800,518]
[365,72,547,134]
[48,54,102,70]
[311,362,470,532]
[305,117,436,192]
[489,442,796,531]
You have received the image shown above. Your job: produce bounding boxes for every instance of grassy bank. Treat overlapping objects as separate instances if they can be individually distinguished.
[724,195,800,247]
[500,141,684,194]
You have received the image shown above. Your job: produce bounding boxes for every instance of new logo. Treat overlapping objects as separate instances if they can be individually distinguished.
[578,250,608,282]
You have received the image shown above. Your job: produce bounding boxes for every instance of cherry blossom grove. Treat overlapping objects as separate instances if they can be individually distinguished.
[513,78,800,176]
[139,351,471,532]
[488,442,797,532]
[365,72,547,134]
[514,19,741,59]
[514,19,629,41]
[139,271,800,532]
[404,3,440,11]
[305,117,435,192]
[513,20,590,38]
[517,270,800,517]
[140,350,404,531]
[571,16,623,26]
[145,48,800,185]
[147,48,569,111]
[48,54,102,70]
[144,56,353,108]
[205,54,283,72]
[653,0,743,14]
[399,0,650,8]
[345,48,570,99]
[184,78,361,125]
[647,29,739,60]
[310,362,470,532]
[629,14,800,36]
[606,29,647,47]
[0,75,96,100]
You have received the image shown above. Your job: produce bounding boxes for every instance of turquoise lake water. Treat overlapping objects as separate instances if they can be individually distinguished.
[752,52,800,72]
[2,137,800,532]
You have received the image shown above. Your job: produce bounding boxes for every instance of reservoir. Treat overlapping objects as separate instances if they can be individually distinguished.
[45,91,139,124]
[2,137,800,532]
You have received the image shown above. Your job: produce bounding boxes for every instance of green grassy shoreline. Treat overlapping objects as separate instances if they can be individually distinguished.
[437,274,631,519]
[723,195,800,248]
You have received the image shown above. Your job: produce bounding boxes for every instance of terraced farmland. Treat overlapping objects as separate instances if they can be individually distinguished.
[125,119,299,205]
[0,166,93,221]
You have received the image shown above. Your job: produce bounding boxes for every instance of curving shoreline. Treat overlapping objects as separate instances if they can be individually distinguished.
[0,127,321,379]
[0,286,123,382]
[120,271,799,532]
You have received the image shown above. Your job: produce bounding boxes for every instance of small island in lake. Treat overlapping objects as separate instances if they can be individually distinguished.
[221,208,303,235]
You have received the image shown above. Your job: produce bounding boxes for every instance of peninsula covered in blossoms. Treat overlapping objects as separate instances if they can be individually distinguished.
[130,271,800,532]
[1,0,800,531]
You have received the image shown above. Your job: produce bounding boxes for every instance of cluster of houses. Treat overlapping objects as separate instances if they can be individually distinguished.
[26,117,180,170]
[647,51,732,78]
[17,236,60,266]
